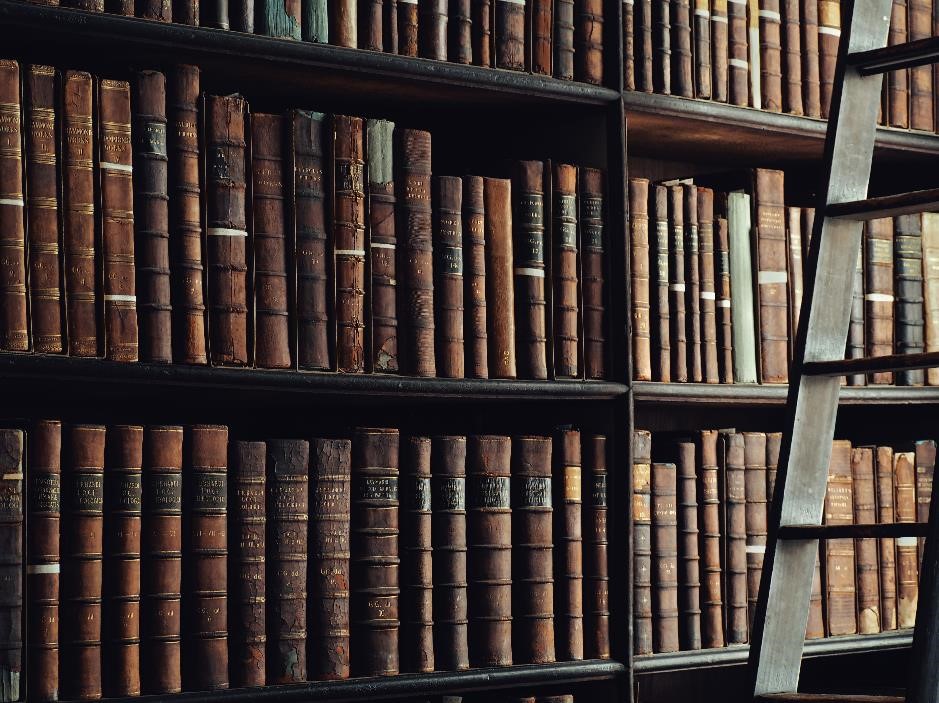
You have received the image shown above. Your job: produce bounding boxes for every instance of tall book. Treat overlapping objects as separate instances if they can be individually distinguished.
[625,0,636,90]
[697,430,723,648]
[713,212,733,383]
[173,0,198,24]
[554,429,583,660]
[758,0,782,111]
[670,0,693,96]
[720,431,747,643]
[309,438,352,680]
[786,207,803,348]
[434,176,465,378]
[726,192,756,382]
[495,0,526,70]
[360,0,383,49]
[351,428,400,676]
[675,439,701,650]
[630,179,652,381]
[692,0,711,99]
[846,249,865,386]
[894,450,919,628]
[865,218,894,384]
[584,434,610,659]
[449,0,472,63]
[653,0,671,94]
[743,432,767,630]
[463,176,488,378]
[922,213,939,385]
[683,184,702,383]
[895,214,926,385]
[908,0,933,130]
[484,178,517,379]
[651,462,679,653]
[330,0,357,46]
[513,161,549,380]
[575,0,604,84]
[852,447,880,634]
[635,0,653,91]
[817,0,839,117]
[887,0,910,128]
[800,0,820,117]
[401,437,434,672]
[473,0,493,67]
[752,169,788,384]
[727,0,747,105]
[667,185,687,382]
[556,0,576,80]
[780,0,801,114]
[398,0,418,55]
[419,0,448,58]
[632,430,653,655]
[698,188,718,384]
[0,430,22,700]
[0,60,26,353]
[581,168,606,380]
[876,446,898,631]
[553,164,579,378]
[650,185,671,382]
[230,0,252,29]
[915,439,935,564]
[823,440,857,636]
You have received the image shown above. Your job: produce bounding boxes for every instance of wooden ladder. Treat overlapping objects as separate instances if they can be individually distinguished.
[747,1,939,703]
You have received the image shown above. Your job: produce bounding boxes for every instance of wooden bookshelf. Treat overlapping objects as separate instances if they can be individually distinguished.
[633,381,939,406]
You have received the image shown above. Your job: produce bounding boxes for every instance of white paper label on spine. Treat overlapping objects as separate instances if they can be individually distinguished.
[335,249,366,257]
[758,9,780,20]
[818,26,841,37]
[669,283,686,292]
[514,267,545,278]
[865,293,894,302]
[711,14,728,22]
[370,242,396,250]
[104,294,137,303]
[694,8,710,17]
[100,161,134,173]
[27,564,60,575]
[208,227,248,238]
[0,197,24,207]
[758,270,788,284]
[745,545,766,554]
[700,291,716,300]
[729,59,749,70]
[897,537,918,547]
[717,299,731,308]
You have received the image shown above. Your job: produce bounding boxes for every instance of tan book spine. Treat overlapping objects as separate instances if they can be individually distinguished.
[894,450,919,628]
[483,178,517,379]
[876,446,898,631]
[851,447,880,634]
[0,60,27,352]
[823,440,857,636]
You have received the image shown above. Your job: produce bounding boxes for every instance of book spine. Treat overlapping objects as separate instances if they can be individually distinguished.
[24,65,64,354]
[668,185,687,382]
[895,450,919,628]
[63,0,104,10]
[0,430,22,701]
[203,0,230,28]
[431,435,469,670]
[360,0,384,50]
[401,437,434,672]
[512,436,555,664]
[698,189,718,384]
[580,168,606,380]
[302,0,329,39]
[138,0,172,19]
[846,247,866,386]
[824,440,858,636]
[651,185,670,382]
[651,462,679,652]
[467,435,513,666]
[496,0,527,70]
[876,446,898,631]
[693,0,711,98]
[753,169,789,384]
[915,439,935,564]
[533,0,553,75]
[766,432,781,501]
[184,424,229,691]
[173,0,199,23]
[743,432,767,631]
[419,0,448,59]
[887,0,909,128]
[351,427,400,676]
[895,214,926,385]
[728,192,757,383]
[384,0,399,52]
[636,0,654,91]
[512,161,548,380]
[908,0,933,130]
[922,214,939,385]
[697,430,724,648]
[721,432,747,643]
[206,95,249,367]
[554,429,583,660]
[62,424,106,700]
[817,0,839,118]
[584,434,609,659]
[133,71,172,364]
[331,0,358,45]
[0,61,26,353]
[449,0,473,62]
[711,0,728,101]
[168,65,207,365]
[683,184,701,383]
[632,431,653,655]
[462,176,489,379]
[758,0,782,110]
[785,208,803,355]
[714,213,733,383]
[553,165,579,379]
[434,175,465,378]
[28,420,61,703]
[799,0,820,116]
[367,119,399,373]
[781,0,802,113]
[141,426,183,694]
[675,439,701,650]
[555,0,576,80]
[851,447,881,634]
[258,0,301,37]
[747,0,760,107]
[397,0,419,55]
[396,129,436,377]
[230,0,253,30]
[805,549,825,639]
[625,0,636,89]
[309,438,352,680]
[575,0,604,84]
[630,179,652,381]
[473,0,493,66]
[266,439,310,683]
[333,115,367,373]
[228,441,266,688]
[727,0,747,105]
[670,0,692,96]
[483,178,517,379]
[292,110,330,370]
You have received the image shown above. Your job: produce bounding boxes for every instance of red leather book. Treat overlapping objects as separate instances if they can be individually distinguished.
[553,164,579,379]
[361,0,383,50]
[401,437,434,672]
[692,0,711,98]
[630,178,652,382]
[727,0,747,105]
[330,0,357,46]
[711,0,729,101]
[632,430,653,655]
[584,434,610,658]
[0,430,23,700]
[753,169,789,384]
[484,178,517,379]
[434,176,465,378]
[0,61,27,353]
[580,169,606,380]
[463,176,489,379]
[824,440,857,636]
[758,0,782,111]
[513,161,548,380]
[554,429,583,660]
[473,0,493,66]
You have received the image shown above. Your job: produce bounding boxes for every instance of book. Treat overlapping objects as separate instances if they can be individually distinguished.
[635,0,654,90]
[846,248,865,386]
[303,0,329,39]
[401,436,434,673]
[743,432,767,630]
[351,427,400,676]
[667,185,687,382]
[727,0,747,105]
[758,0,782,111]
[0,430,22,701]
[887,0,909,128]
[584,434,610,659]
[633,430,653,655]
[419,0,448,59]
[683,184,702,383]
[675,439,701,650]
[851,447,880,634]
[653,0,671,94]
[554,429,583,660]
[720,431,747,644]
[512,435,555,664]
[473,0,493,67]
[532,0,552,75]
[670,0,693,96]
[139,0,173,19]
[806,550,825,639]
[173,0,198,23]
[258,0,301,36]
[894,450,919,628]
[0,61,26,353]
[786,206,803,349]
[752,169,788,384]
[865,218,894,384]
[800,0,820,117]
[711,0,728,102]
[915,439,935,564]
[747,0,760,107]
[727,192,757,383]
[923,213,939,385]
[580,168,606,380]
[553,164,579,378]
[698,188,718,384]
[823,440,857,637]
[693,0,711,98]
[651,462,679,652]
[513,161,549,380]
[625,0,636,90]
[895,214,926,385]
[630,178,652,382]
[780,0,801,114]
[714,211,733,383]
[651,185,671,382]
[766,432,781,500]
[361,0,383,49]
[434,176,465,378]
[817,0,839,118]
[463,176,489,378]
[697,430,724,649]
[876,445,898,631]
[575,0,604,84]
[398,0,418,55]
[330,0,357,46]
[449,0,472,63]
[495,0,526,70]
[230,0,252,29]
[484,178,517,379]
[203,0,229,28]
[908,0,933,130]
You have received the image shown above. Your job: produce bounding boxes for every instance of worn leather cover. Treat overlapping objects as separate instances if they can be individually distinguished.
[555,0,575,80]
[710,0,728,101]
[720,431,747,644]
[331,0,357,46]
[0,61,27,353]
[753,169,789,384]
[908,0,933,130]
[360,0,384,50]
[512,161,548,380]
[800,0,820,116]
[624,0,635,90]
[697,188,718,383]
[667,185,687,382]
[896,214,926,385]
[823,440,857,637]
[384,0,399,52]
[420,0,448,59]
[697,430,723,648]
[257,0,301,36]
[669,0,691,95]
[483,178,517,379]
[817,0,839,118]
[766,432,781,501]
[650,185,670,382]
[847,248,866,386]
[575,0,603,83]
[683,185,701,383]
[786,206,803,360]
[554,429,583,660]
[915,439,935,563]
[632,431,653,655]
[675,439,701,650]
[780,0,801,113]
[583,434,609,658]
[630,179,651,382]
[230,0,251,29]
[173,0,199,24]
[727,0,747,105]
[715,212,733,383]
[401,437,434,672]
[758,0,782,110]
[876,446,898,631]
[651,461,678,653]
[692,0,710,98]
[305,0,329,37]
[473,0,493,66]
[496,0,526,70]
[743,432,767,632]
[580,168,605,380]
[449,0,473,62]
[886,0,909,128]
[203,0,230,28]
[852,447,880,634]
[434,176,465,378]
[397,0,419,55]
[532,0,553,75]
[463,176,489,379]
[138,0,172,19]
[552,164,579,379]
[895,450,919,628]
[0,430,22,700]
[922,215,939,385]
[635,0,653,91]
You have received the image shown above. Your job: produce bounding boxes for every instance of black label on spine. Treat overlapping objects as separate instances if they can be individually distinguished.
[190,472,227,511]
[0,478,22,520]
[514,476,552,508]
[110,472,143,513]
[354,475,399,502]
[405,476,431,510]
[146,473,182,513]
[518,192,545,229]
[432,476,465,510]
[591,474,607,507]
[584,224,604,251]
[30,473,60,513]
[336,160,364,193]
[583,195,603,220]
[517,230,545,265]
[467,475,510,509]
[134,119,167,158]
[436,245,463,275]
[72,473,104,513]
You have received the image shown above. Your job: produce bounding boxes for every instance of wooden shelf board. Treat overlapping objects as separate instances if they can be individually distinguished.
[632,382,939,406]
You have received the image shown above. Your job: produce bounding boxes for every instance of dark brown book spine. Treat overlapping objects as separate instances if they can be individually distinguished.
[62,71,98,358]
[727,0,747,105]
[63,0,104,10]
[743,432,767,633]
[512,161,548,380]
[824,441,858,636]
[916,439,935,564]
[675,439,701,650]
[473,0,493,66]
[720,432,747,644]
[141,426,183,694]
[715,212,733,383]
[865,218,894,384]
[876,446,898,631]
[203,0,230,28]
[397,0,419,55]
[533,0,553,75]
[331,0,358,46]
[780,0,801,113]
[583,435,609,658]
[434,176,465,378]
[292,110,330,371]
[467,435,512,666]
[852,447,880,634]
[28,421,61,703]
[651,462,679,653]
[309,438,352,680]
[484,178,517,379]
[895,450,919,628]
[886,0,909,127]
[449,0,473,62]
[817,0,839,118]
[333,115,366,373]
[632,431,653,655]
[206,95,249,367]
[800,0,820,117]
[138,0,172,19]
[553,164,579,378]
[896,214,926,386]
[630,178,652,382]
[758,0,782,110]
[0,61,26,353]
[396,129,436,377]
[402,437,434,672]
[908,0,933,130]
[711,0,728,101]
[555,0,576,79]
[496,0,526,70]
[266,440,309,683]
[361,0,384,50]
[697,189,718,384]
[692,0,710,98]
[183,425,229,691]
[367,119,399,373]
[431,436,469,670]
[753,169,789,384]
[580,169,606,380]
[683,184,701,383]
[133,71,172,364]
[554,429,583,660]
[168,65,207,365]
[62,424,106,700]
[463,176,489,379]
[575,0,603,84]
[651,185,670,382]
[670,0,692,95]
[173,0,199,23]
[351,428,400,676]
[0,430,22,700]
[24,65,64,354]
[228,441,266,688]
[420,0,448,58]
[512,436,555,664]
[668,185,687,382]
[697,430,723,648]
[384,0,399,51]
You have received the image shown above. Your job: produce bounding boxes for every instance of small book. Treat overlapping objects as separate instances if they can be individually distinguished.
[584,434,610,659]
[675,439,701,650]
[823,440,857,637]
[632,430,654,655]
[0,430,23,700]
[852,447,880,634]
[651,462,679,652]
[401,437,434,672]
[484,178,517,379]
[630,179,652,382]
[0,61,27,354]
[894,450,919,628]
[876,446,898,631]
[697,430,724,649]
[554,429,584,660]
[743,432,767,632]
[434,176,466,378]
[513,161,549,380]
[462,176,489,379]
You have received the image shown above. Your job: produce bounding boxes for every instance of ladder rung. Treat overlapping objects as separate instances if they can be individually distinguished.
[802,351,939,377]
[826,188,939,220]
[849,35,939,74]
[778,523,929,539]
[756,695,905,703]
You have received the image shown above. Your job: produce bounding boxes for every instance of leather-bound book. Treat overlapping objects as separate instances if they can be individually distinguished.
[817,0,839,118]
[258,0,301,36]
[62,424,106,700]
[575,0,603,84]
[183,424,229,691]
[650,185,670,382]
[484,178,517,379]
[908,0,932,130]
[431,435,469,670]
[806,550,825,639]
[292,110,330,371]
[62,71,99,358]
[692,0,710,98]
[670,0,692,96]
[728,191,757,383]
[852,447,880,634]
[923,214,939,386]
[876,446,898,631]
[554,429,583,660]
[309,438,352,680]
[397,0,419,55]
[383,0,398,51]
[675,439,701,650]
[467,435,512,667]
[895,214,926,385]
[512,161,548,380]
[24,65,64,354]
[496,0,526,70]
[133,71,172,364]
[473,0,493,67]
[168,66,207,365]
[720,431,747,644]
[632,430,653,655]
[553,164,579,378]
[683,185,701,383]
[0,430,22,700]
[396,129,436,377]
[635,0,653,91]
[303,0,329,40]
[532,0,552,75]
[781,0,801,113]
[174,0,199,23]
[333,115,367,373]
[846,249,865,386]
[715,212,733,383]
[915,439,935,564]
[743,432,767,631]
[697,430,723,649]
[463,176,489,379]
[823,440,857,636]
[138,0,172,19]
[251,113,291,369]
[784,210,803,353]
[886,0,909,127]
[351,428,400,676]
[758,0,782,110]
[206,95,249,367]
[141,426,183,694]
[512,436,555,664]
[753,169,788,384]
[711,0,728,102]
[331,0,357,46]
[28,421,61,703]
[895,450,919,628]
[747,0,760,107]
[401,437,434,673]
[555,0,576,80]
[651,462,679,653]
[584,435,609,658]
[0,62,26,353]
[580,168,606,380]
[764,432,780,501]
[420,0,448,59]
[230,0,252,30]
[802,206,815,270]
[266,440,310,683]
[630,179,652,381]
[667,185,687,382]
[202,0,230,28]
[367,119,399,373]
[63,0,103,10]
[434,176,465,378]
[449,0,472,62]
[727,0,747,105]
[697,188,718,384]
[228,441,266,688]
[360,0,383,50]
[800,0,820,117]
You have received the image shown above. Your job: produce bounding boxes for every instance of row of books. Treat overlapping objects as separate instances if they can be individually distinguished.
[21,0,604,85]
[0,59,609,380]
[0,421,610,701]
[629,169,938,386]
[623,0,939,135]
[632,429,933,654]
[411,696,577,702]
